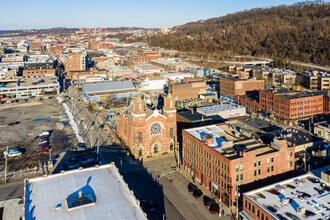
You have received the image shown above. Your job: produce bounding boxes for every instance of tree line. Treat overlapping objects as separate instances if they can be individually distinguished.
[147,4,329,66]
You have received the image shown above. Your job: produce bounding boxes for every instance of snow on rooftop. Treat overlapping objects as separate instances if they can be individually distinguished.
[245,173,330,220]
[24,164,147,220]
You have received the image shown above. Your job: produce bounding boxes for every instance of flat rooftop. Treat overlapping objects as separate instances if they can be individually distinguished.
[135,65,163,70]
[198,103,244,114]
[244,173,330,220]
[24,164,147,220]
[82,80,136,94]
[177,110,212,122]
[1,76,59,88]
[185,124,272,160]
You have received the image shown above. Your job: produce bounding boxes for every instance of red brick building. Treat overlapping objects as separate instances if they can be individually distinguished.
[117,93,177,158]
[65,52,86,75]
[23,69,56,77]
[260,89,324,124]
[69,68,107,80]
[182,124,295,207]
[48,44,63,55]
[138,49,161,59]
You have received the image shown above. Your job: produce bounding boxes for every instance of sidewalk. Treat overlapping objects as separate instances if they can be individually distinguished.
[179,168,236,218]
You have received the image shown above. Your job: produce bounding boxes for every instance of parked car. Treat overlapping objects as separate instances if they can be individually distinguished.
[3,148,22,158]
[139,200,155,213]
[203,196,219,214]
[39,140,49,145]
[8,121,20,126]
[188,183,203,198]
[37,146,49,152]
[38,142,49,148]
[39,136,48,140]
[39,131,50,136]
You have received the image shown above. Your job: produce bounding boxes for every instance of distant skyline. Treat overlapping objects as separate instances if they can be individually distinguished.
[0,0,327,30]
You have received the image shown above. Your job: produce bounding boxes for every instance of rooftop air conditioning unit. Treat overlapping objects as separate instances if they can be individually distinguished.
[297,207,306,214]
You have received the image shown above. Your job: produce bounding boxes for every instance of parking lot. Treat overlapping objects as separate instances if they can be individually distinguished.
[0,99,78,174]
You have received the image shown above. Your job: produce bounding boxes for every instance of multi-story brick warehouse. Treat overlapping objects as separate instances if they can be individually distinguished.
[219,76,264,99]
[182,124,295,207]
[259,89,326,124]
[117,92,177,158]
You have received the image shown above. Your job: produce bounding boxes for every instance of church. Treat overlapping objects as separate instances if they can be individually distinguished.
[117,92,177,158]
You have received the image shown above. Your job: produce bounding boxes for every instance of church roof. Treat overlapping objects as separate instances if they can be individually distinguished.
[122,104,155,124]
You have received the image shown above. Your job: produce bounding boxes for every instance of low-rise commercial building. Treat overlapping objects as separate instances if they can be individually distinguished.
[219,76,264,99]
[0,76,59,98]
[197,103,246,119]
[182,124,295,207]
[24,164,147,220]
[314,121,330,140]
[171,80,207,100]
[134,65,164,75]
[241,173,330,220]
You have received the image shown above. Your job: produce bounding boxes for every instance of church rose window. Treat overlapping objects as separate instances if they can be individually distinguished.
[150,123,162,135]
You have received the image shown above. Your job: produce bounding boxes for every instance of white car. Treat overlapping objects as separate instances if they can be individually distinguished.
[3,150,22,158]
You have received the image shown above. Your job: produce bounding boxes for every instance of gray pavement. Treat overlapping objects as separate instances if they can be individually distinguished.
[0,181,24,201]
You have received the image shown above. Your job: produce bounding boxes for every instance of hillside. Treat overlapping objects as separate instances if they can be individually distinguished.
[147,3,330,66]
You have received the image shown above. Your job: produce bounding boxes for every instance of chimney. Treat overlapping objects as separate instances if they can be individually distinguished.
[274,88,278,93]
[191,109,194,115]
[327,90,330,97]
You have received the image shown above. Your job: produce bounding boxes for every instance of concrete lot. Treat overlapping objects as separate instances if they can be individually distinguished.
[0,99,78,174]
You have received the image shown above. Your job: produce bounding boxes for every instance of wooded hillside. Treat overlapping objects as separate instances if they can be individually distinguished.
[147,4,329,66]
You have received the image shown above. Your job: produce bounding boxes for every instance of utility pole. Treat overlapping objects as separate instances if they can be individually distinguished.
[304,146,307,173]
[4,146,8,183]
[236,185,239,220]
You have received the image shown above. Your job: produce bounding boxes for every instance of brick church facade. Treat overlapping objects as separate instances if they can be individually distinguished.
[117,93,177,158]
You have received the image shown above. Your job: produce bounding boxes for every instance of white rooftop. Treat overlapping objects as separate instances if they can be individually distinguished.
[245,173,330,220]
[198,104,244,114]
[24,164,147,220]
[185,125,224,147]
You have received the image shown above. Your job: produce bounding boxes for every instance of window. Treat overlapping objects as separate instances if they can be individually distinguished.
[290,161,293,167]
[271,156,274,163]
[271,166,274,172]
[257,210,260,218]
[138,132,143,143]
[236,175,239,181]
[267,167,270,173]
[258,169,261,175]
[170,127,174,138]
[236,165,239,172]
[290,152,293,157]
[258,160,261,166]
[240,174,243,180]
[254,170,257,176]
[240,164,244,170]
[267,157,270,164]
[252,205,255,213]
[254,161,257,167]
[150,123,162,135]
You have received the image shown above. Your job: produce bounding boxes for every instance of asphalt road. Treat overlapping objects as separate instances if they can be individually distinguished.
[0,181,24,201]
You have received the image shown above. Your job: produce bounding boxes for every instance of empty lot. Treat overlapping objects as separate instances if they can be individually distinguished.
[0,100,78,173]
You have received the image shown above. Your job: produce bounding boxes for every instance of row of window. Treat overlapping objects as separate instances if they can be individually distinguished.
[245,200,269,220]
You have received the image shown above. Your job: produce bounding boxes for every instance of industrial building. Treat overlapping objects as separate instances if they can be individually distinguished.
[24,164,147,220]
[82,80,137,102]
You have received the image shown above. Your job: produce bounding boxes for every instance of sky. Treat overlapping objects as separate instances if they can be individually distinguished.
[0,0,325,30]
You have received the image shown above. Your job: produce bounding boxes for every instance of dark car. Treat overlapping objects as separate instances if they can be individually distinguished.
[188,183,203,198]
[139,200,155,213]
[8,121,20,126]
[203,196,219,214]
